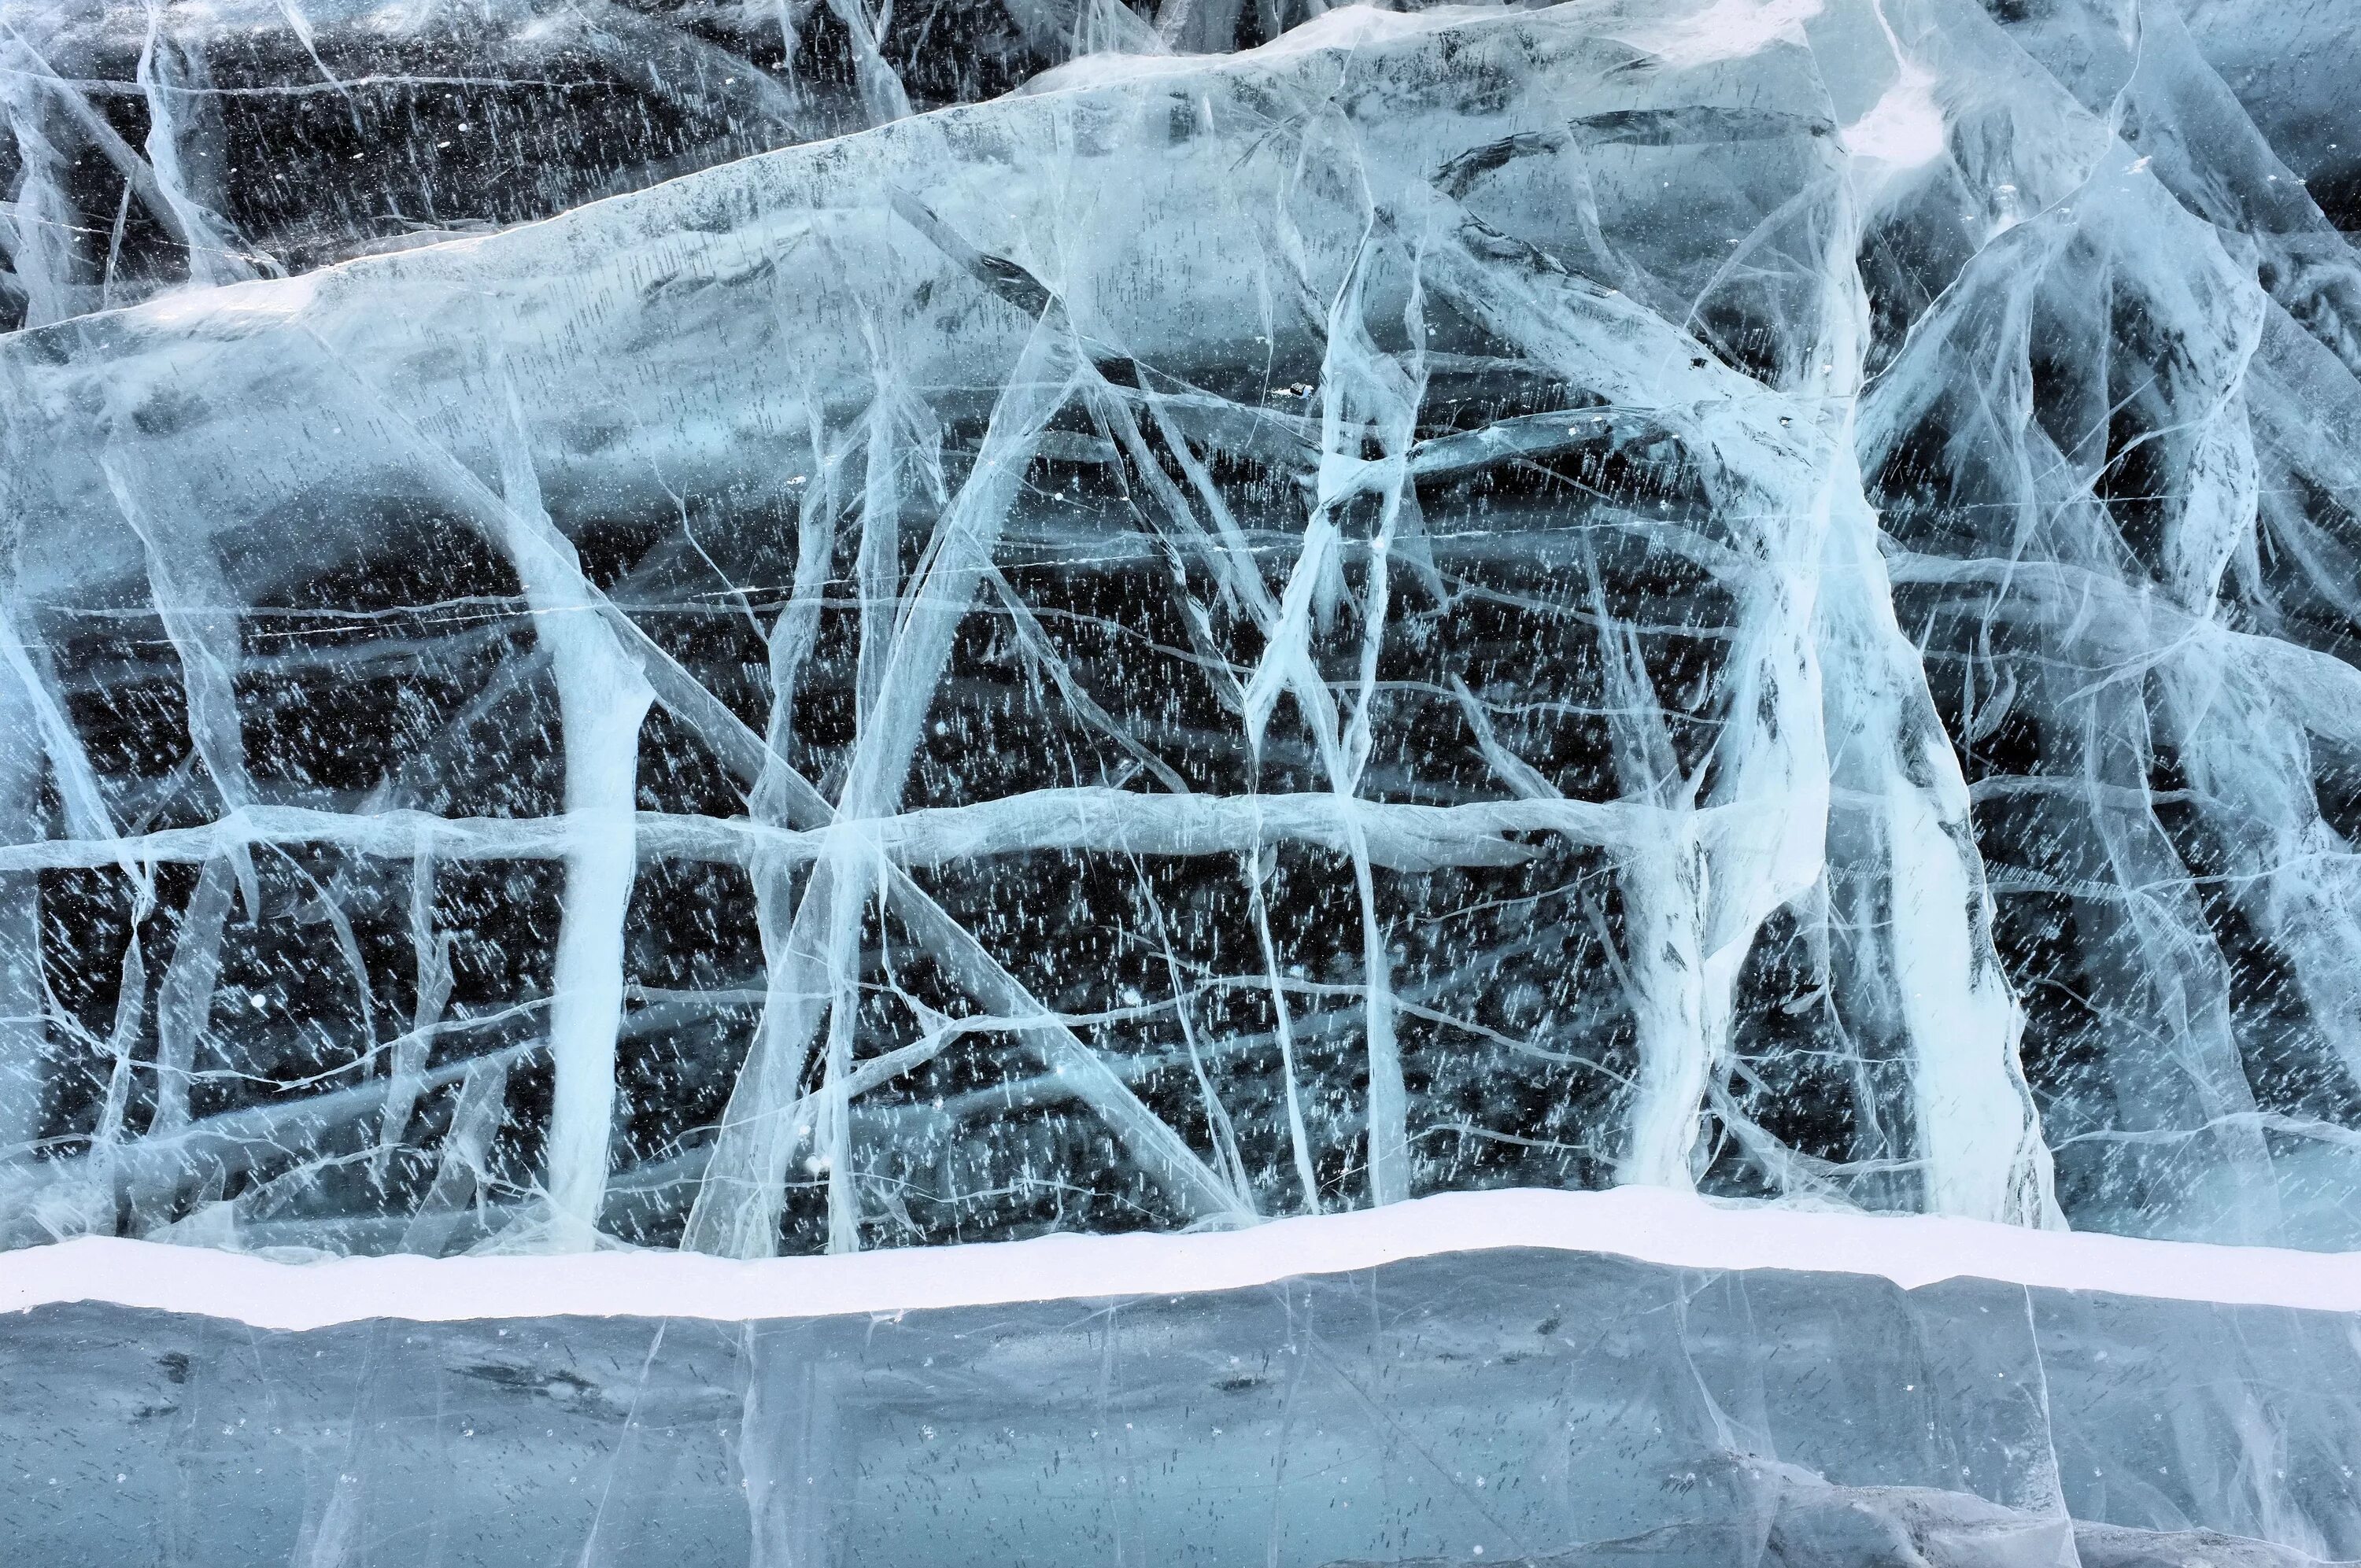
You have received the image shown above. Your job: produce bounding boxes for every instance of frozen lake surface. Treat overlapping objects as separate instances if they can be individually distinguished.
[3,0,2359,1559]
[8,1190,2361,1566]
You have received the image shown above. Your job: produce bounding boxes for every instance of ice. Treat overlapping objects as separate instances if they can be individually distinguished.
[4,1191,2360,1566]
[0,0,2358,1276]
[13,2,2361,1555]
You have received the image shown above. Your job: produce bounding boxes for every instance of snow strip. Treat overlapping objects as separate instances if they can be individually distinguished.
[3,1187,2357,1330]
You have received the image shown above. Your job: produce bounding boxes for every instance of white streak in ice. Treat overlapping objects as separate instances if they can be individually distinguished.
[4,1187,2356,1330]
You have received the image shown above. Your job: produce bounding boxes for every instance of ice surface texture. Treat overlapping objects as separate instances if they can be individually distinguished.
[6,1214,2361,1566]
[2,0,2359,1258]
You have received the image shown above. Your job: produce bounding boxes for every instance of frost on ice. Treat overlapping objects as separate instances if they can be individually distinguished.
[0,0,2357,1259]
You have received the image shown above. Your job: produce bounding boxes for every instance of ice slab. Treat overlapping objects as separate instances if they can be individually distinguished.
[8,3,2361,1563]
[5,1194,2359,1567]
[1,0,2359,1266]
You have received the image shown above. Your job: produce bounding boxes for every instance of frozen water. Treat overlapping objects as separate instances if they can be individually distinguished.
[1,0,2359,1264]
[5,1193,2361,1566]
[4,1,2359,1561]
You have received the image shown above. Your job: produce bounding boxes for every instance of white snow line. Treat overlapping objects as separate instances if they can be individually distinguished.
[3,1186,2356,1330]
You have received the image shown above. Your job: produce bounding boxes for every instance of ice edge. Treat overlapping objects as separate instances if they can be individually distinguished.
[3,1186,2354,1329]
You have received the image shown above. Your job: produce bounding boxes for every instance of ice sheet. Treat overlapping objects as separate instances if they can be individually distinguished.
[2,0,2358,1264]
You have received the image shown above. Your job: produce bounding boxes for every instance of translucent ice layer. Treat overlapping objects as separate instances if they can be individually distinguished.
[1,0,2358,1259]
[5,1192,2360,1567]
